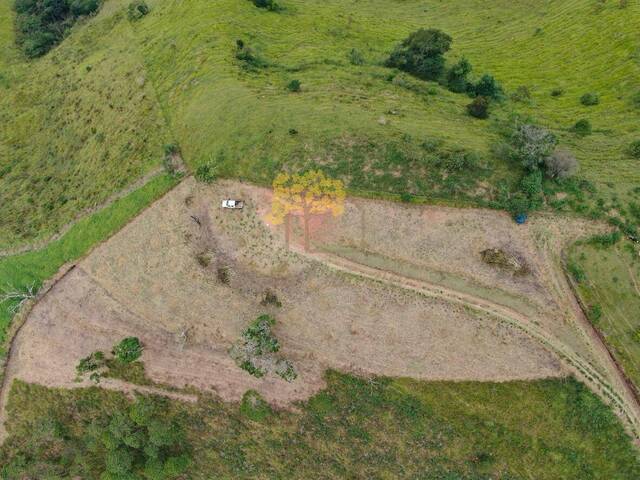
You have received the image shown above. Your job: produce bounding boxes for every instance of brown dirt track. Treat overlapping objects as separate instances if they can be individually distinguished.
[1,177,639,440]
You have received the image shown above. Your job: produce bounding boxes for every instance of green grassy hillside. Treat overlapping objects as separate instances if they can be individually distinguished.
[0,2,170,248]
[2,372,640,479]
[1,0,639,247]
[136,0,640,185]
[569,240,640,392]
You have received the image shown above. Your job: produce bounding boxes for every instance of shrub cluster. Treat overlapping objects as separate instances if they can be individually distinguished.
[127,0,149,21]
[580,92,599,106]
[14,0,101,57]
[230,314,297,382]
[385,28,452,81]
[572,119,592,136]
[629,140,640,159]
[112,337,143,363]
[385,29,502,118]
[249,0,280,10]
[91,397,191,479]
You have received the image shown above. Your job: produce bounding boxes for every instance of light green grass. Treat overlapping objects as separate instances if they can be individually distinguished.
[2,372,639,478]
[0,173,177,356]
[569,240,640,391]
[1,0,639,248]
[133,0,640,185]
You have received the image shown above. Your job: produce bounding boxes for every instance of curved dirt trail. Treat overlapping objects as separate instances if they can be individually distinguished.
[304,249,640,439]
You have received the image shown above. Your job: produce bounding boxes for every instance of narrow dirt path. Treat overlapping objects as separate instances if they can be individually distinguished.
[303,249,640,439]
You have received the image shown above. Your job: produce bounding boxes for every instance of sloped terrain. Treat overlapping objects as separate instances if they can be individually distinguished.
[1,0,639,248]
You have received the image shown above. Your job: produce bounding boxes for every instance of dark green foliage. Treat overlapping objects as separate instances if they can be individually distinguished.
[568,261,586,283]
[466,96,489,119]
[473,74,502,99]
[112,337,143,363]
[348,48,365,65]
[628,140,640,159]
[98,396,190,479]
[385,28,452,80]
[195,163,217,183]
[580,92,599,106]
[520,169,543,198]
[588,231,622,247]
[13,0,101,57]
[216,266,230,284]
[235,39,268,70]
[286,79,301,92]
[250,0,280,11]
[2,375,640,478]
[127,0,149,21]
[572,119,592,136]
[588,304,603,324]
[446,57,472,93]
[550,87,564,97]
[76,351,105,375]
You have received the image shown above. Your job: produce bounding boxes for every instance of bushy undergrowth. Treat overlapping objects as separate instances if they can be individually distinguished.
[13,0,101,57]
[230,314,296,382]
[2,374,639,478]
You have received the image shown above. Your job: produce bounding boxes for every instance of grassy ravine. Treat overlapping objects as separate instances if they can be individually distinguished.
[2,372,639,479]
[1,0,639,248]
[569,240,640,392]
[0,174,177,357]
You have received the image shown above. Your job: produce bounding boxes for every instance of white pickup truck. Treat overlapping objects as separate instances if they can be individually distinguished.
[221,199,244,209]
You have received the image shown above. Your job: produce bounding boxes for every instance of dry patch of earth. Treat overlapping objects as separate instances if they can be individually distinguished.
[2,177,639,439]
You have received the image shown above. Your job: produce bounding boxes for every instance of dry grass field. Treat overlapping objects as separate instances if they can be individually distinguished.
[3,179,566,411]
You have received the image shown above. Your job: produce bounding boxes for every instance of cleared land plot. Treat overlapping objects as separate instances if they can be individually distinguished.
[3,179,565,415]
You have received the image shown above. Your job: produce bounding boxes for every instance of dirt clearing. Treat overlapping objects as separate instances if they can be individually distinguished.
[3,177,638,439]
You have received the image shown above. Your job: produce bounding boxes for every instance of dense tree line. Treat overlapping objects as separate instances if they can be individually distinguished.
[14,0,101,58]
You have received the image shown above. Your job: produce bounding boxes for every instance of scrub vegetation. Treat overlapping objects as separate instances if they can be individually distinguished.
[1,372,639,479]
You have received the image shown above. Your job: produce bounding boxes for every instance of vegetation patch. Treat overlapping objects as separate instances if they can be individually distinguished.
[230,314,296,382]
[480,248,528,276]
[2,373,640,478]
[13,0,101,57]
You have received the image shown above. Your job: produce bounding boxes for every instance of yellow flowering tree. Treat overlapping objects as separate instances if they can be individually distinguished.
[269,170,346,251]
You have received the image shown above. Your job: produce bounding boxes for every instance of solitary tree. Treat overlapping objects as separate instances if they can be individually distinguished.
[269,170,346,251]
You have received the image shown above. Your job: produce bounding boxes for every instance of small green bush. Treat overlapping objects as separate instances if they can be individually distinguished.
[250,0,280,10]
[568,261,586,283]
[446,57,472,93]
[348,48,365,65]
[473,74,502,99]
[628,140,640,159]
[550,87,564,97]
[588,304,603,324]
[76,351,105,375]
[112,337,143,363]
[572,119,592,136]
[195,163,217,183]
[235,39,268,70]
[127,0,149,21]
[580,92,599,106]
[467,96,489,119]
[286,79,301,92]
